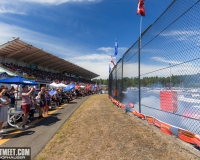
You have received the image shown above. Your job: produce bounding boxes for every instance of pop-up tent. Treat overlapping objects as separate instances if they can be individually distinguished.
[49,82,58,87]
[65,84,75,91]
[75,85,80,90]
[57,83,68,88]
[86,85,92,90]
[92,85,97,89]
[0,76,39,85]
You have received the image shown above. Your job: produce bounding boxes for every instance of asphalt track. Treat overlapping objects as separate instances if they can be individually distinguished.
[0,96,88,159]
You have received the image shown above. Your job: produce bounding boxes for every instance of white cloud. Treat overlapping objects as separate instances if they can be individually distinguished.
[68,53,111,79]
[98,47,128,55]
[69,53,110,62]
[160,29,200,43]
[0,7,26,15]
[151,56,181,65]
[160,30,197,37]
[72,59,110,79]
[97,47,113,54]
[122,61,198,79]
[0,0,102,15]
[19,0,102,5]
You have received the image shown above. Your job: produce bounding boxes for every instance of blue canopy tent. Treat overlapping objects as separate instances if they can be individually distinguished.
[65,84,75,91]
[0,76,39,110]
[0,76,39,85]
[92,85,97,89]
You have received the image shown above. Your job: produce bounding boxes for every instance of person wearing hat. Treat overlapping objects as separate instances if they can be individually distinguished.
[21,85,33,130]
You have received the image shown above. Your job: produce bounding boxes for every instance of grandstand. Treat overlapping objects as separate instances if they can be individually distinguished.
[0,37,99,83]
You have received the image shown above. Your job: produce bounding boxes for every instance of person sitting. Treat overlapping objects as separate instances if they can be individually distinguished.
[61,91,70,103]
[66,92,73,101]
[51,93,59,107]
[71,90,77,99]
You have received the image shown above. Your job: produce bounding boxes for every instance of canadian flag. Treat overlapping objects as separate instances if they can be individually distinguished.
[137,0,145,16]
[111,56,115,66]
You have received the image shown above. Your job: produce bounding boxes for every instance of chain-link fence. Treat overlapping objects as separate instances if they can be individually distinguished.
[109,0,200,135]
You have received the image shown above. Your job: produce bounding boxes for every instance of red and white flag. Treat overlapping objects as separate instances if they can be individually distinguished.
[111,56,115,66]
[137,0,145,16]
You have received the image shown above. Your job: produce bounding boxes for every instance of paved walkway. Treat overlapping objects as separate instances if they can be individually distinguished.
[0,97,88,159]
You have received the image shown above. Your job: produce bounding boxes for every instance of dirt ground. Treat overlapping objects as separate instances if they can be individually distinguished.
[35,94,200,160]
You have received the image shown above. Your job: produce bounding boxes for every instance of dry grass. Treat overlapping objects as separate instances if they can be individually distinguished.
[35,94,200,160]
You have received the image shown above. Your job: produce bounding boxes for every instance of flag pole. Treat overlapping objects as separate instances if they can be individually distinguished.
[137,0,145,113]
[138,15,142,113]
[140,16,142,50]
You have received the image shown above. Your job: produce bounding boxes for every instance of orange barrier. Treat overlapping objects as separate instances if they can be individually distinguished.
[128,102,134,108]
[160,121,173,135]
[132,110,137,116]
[178,129,195,144]
[193,134,200,147]
[153,118,161,128]
[132,110,145,119]
[120,104,126,109]
[116,101,120,106]
[108,96,200,148]
[115,100,118,105]
[145,115,154,124]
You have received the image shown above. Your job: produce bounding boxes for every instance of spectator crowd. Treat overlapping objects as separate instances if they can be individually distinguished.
[0,62,100,139]
[1,62,94,84]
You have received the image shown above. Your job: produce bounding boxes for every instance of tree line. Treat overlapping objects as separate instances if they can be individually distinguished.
[93,73,200,88]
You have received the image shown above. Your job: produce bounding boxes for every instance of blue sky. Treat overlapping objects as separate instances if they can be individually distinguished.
[0,0,173,79]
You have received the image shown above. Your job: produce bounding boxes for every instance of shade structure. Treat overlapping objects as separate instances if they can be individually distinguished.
[0,76,39,85]
[49,82,59,87]
[65,84,75,91]
[75,85,80,89]
[92,85,97,89]
[57,83,68,88]
[86,85,92,89]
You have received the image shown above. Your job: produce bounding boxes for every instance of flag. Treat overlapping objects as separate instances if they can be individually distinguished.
[114,39,118,56]
[109,64,111,73]
[111,56,115,66]
[137,0,145,16]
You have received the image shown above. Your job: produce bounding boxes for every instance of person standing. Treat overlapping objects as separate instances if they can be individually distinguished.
[28,88,37,122]
[44,90,51,116]
[21,85,33,130]
[38,87,46,119]
[9,87,16,108]
[0,86,11,138]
